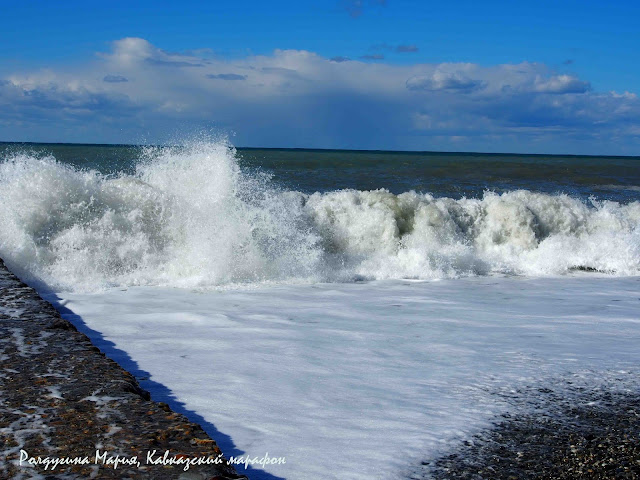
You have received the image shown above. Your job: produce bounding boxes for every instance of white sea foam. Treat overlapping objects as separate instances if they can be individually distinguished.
[1,141,639,291]
[3,141,638,479]
[56,276,640,480]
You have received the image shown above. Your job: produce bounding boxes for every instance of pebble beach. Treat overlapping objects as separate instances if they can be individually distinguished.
[0,258,245,479]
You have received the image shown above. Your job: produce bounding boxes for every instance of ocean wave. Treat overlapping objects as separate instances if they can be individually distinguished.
[1,141,639,291]
[599,184,640,192]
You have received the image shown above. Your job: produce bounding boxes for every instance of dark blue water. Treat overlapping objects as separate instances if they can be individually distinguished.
[2,142,639,203]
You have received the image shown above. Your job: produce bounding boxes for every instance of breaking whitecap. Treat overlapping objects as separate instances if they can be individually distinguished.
[0,140,638,292]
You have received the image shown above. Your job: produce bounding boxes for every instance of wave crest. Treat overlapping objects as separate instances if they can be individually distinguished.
[1,142,638,291]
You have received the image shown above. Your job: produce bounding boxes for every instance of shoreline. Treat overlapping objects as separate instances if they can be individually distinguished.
[417,378,640,479]
[2,256,639,480]
[0,258,247,479]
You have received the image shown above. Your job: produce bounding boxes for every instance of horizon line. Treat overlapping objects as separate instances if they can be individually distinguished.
[1,140,639,160]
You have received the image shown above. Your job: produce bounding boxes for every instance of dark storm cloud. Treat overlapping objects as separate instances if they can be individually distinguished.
[406,73,485,93]
[370,43,418,53]
[0,81,139,124]
[145,58,204,67]
[103,75,128,83]
[360,54,385,60]
[396,45,418,53]
[206,73,248,80]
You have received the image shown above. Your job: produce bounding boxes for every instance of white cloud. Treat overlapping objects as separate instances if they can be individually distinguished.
[1,38,639,154]
[406,71,485,93]
[206,73,247,81]
[610,91,637,99]
[533,74,590,94]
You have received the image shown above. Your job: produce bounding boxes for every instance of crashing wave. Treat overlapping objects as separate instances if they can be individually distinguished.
[1,141,638,291]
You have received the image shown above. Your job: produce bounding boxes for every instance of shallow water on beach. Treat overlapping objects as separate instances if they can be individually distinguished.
[53,275,640,479]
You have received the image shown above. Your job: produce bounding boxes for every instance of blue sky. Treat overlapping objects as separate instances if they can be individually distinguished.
[1,0,639,154]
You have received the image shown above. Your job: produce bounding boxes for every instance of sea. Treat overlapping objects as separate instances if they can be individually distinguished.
[1,140,639,479]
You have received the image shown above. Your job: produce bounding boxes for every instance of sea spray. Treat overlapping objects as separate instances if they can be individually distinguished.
[0,141,322,290]
[1,140,639,292]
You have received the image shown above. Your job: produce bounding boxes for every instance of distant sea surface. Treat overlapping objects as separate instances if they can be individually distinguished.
[2,139,639,288]
[2,142,639,202]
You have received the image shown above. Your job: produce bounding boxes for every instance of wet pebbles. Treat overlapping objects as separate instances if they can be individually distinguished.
[0,259,245,479]
[419,380,640,479]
